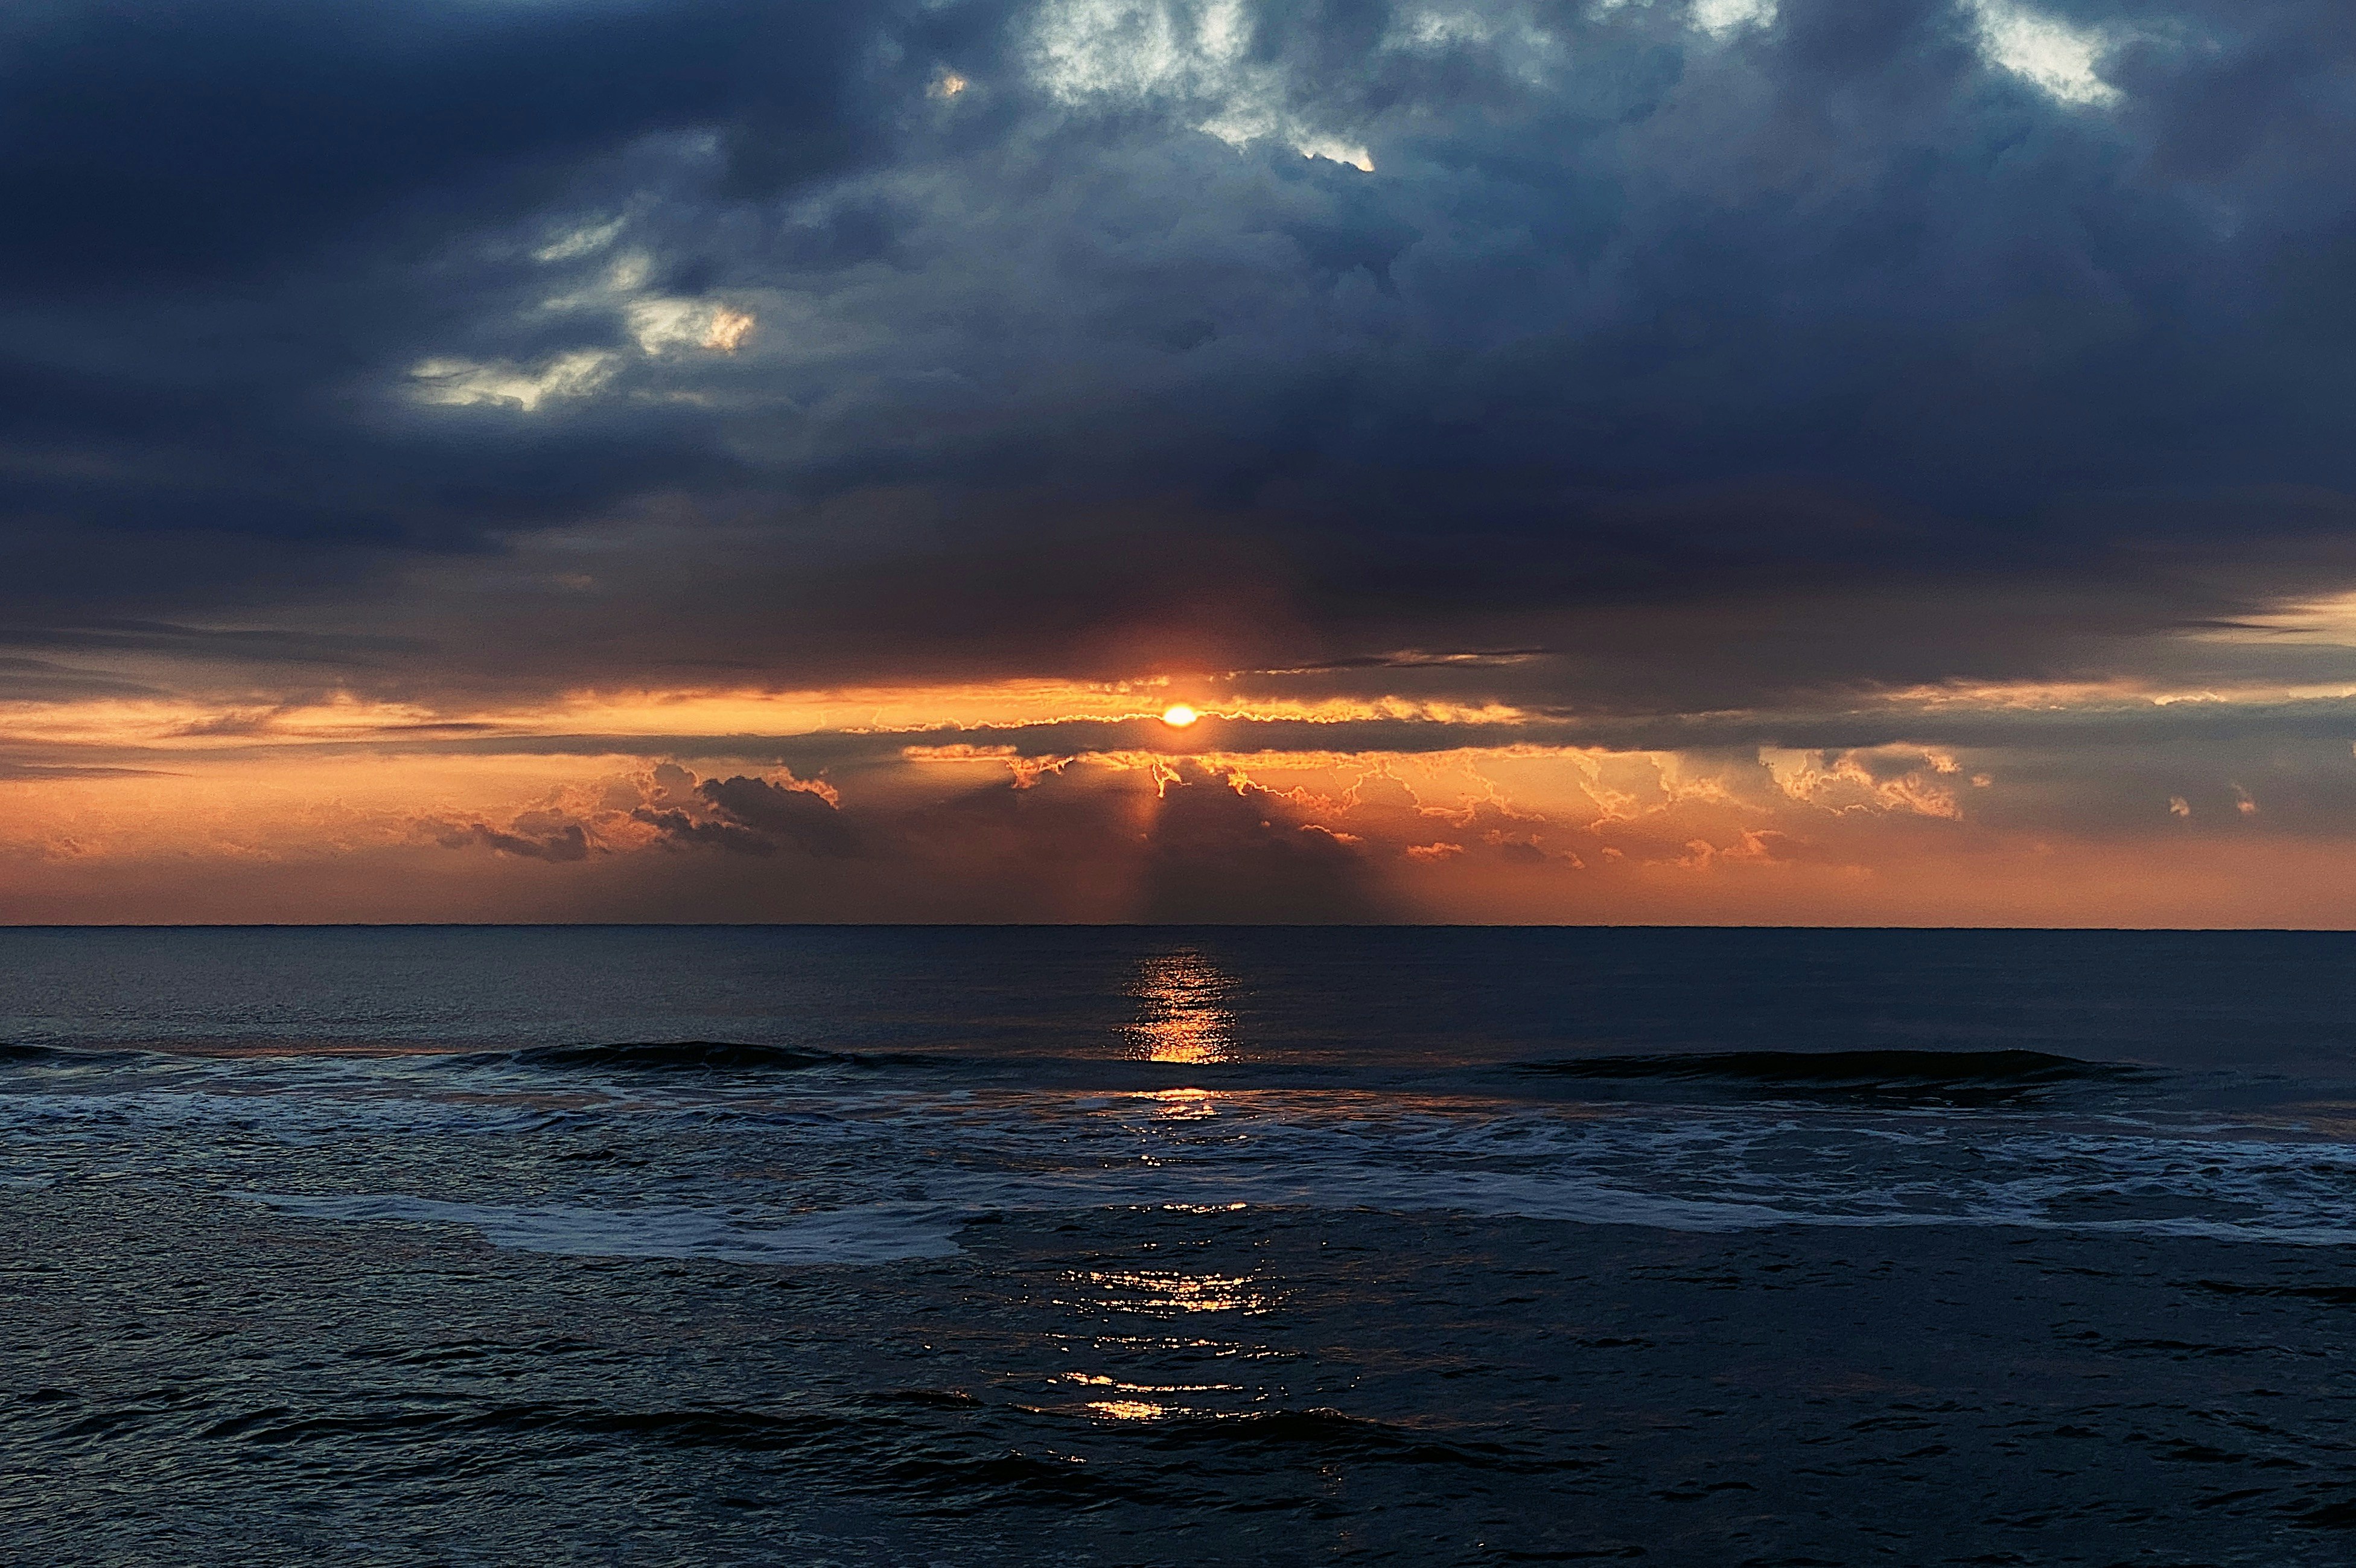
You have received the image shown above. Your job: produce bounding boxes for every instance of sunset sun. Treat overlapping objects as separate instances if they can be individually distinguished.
[1160,704,1200,728]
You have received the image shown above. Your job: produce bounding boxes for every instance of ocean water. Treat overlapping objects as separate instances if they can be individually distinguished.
[6,926,2356,1566]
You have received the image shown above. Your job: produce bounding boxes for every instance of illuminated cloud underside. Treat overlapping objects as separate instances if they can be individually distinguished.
[7,638,2356,923]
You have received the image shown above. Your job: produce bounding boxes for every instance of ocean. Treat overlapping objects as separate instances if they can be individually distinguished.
[5,925,2355,1565]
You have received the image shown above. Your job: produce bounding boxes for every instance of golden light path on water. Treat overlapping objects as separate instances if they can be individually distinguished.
[1045,948,1270,1421]
[1129,951,1234,1065]
[1062,1260,1273,1421]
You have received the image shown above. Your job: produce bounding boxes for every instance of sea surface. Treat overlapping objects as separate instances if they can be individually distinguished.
[6,926,2356,1566]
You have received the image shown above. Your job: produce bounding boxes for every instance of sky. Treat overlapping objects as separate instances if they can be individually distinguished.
[3,0,2355,925]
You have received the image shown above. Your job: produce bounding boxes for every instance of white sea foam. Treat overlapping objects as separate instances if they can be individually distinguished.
[21,1066,2356,1255]
[881,1092,2356,1245]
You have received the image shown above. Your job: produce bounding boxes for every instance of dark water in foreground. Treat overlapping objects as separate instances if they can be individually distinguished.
[7,926,2356,1566]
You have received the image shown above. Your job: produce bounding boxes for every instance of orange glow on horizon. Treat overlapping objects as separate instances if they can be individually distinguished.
[0,681,1536,761]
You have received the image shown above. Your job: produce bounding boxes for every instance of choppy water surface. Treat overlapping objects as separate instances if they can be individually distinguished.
[7,926,2356,1564]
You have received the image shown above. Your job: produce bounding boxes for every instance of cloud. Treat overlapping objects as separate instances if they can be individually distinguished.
[1,0,2355,924]
[410,351,622,413]
[1967,0,2122,105]
[0,655,164,703]
[0,0,890,291]
[1132,760,1399,922]
[637,771,861,858]
[2,0,2352,711]
[631,808,779,857]
[437,817,593,862]
[505,755,1402,919]
[0,762,175,782]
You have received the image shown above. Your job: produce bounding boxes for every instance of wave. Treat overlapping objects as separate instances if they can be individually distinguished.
[193,1398,856,1451]
[235,1191,966,1265]
[2189,1279,2356,1306]
[1136,1407,1580,1472]
[1518,1048,2132,1098]
[0,1043,140,1068]
[498,1040,855,1071]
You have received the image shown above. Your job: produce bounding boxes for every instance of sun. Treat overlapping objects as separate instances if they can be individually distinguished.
[1160,704,1200,728]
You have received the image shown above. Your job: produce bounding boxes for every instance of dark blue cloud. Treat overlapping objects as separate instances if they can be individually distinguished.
[1,0,2352,711]
[0,0,888,290]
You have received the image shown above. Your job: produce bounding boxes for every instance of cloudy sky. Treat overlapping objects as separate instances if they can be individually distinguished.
[3,0,2354,923]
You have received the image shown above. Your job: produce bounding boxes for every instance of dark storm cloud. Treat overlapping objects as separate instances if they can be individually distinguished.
[5,0,2356,712]
[699,775,862,855]
[0,620,425,667]
[0,0,874,291]
[436,819,593,861]
[1133,763,1401,922]
[897,758,1401,922]
[637,773,864,856]
[0,0,905,616]
[632,807,782,856]
[424,757,1396,919]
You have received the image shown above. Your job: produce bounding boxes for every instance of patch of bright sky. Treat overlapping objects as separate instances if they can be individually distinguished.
[1690,0,1776,39]
[1759,746,1967,820]
[2192,590,2356,648]
[19,664,2356,762]
[409,244,756,407]
[1390,5,1500,47]
[532,214,626,263]
[0,684,1535,758]
[1969,0,2120,106]
[1383,4,1561,83]
[532,687,1526,738]
[628,299,756,355]
[409,349,619,412]
[550,255,756,353]
[1027,0,1374,170]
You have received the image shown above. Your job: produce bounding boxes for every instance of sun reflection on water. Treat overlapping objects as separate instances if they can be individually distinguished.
[1144,1086,1218,1120]
[1086,1399,1166,1421]
[1081,1269,1270,1315]
[1129,950,1234,1064]
[1049,1364,1259,1423]
[1054,1369,1247,1423]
